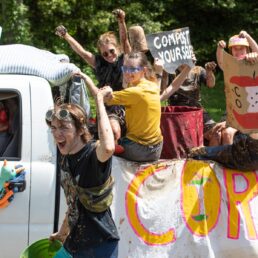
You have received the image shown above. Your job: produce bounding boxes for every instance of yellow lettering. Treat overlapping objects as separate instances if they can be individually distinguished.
[126,164,176,245]
[181,160,221,236]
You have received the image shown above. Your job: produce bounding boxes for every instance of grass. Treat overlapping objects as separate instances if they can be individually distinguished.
[87,72,226,122]
[201,72,226,122]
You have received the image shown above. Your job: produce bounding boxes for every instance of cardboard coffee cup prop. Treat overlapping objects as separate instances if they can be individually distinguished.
[146,27,194,74]
[223,51,258,133]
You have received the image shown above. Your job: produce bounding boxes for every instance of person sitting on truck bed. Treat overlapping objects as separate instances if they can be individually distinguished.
[77,52,164,162]
[46,84,119,257]
[104,51,163,162]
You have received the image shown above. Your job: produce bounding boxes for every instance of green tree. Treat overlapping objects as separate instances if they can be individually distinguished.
[0,0,31,44]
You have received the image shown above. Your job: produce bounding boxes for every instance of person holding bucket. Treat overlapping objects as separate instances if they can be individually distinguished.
[46,77,119,257]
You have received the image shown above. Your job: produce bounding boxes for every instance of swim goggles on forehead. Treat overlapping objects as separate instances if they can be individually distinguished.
[45,108,73,122]
[121,66,143,74]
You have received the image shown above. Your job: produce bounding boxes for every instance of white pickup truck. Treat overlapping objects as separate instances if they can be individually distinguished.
[0,75,67,258]
[1,74,258,258]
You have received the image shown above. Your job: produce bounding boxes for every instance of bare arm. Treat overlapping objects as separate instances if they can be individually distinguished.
[239,30,258,53]
[160,65,191,101]
[216,40,226,70]
[55,25,96,68]
[160,70,169,94]
[49,211,69,243]
[95,87,115,162]
[113,9,131,54]
[153,58,164,89]
[205,61,217,88]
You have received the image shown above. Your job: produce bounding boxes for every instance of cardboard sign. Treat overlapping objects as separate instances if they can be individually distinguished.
[223,51,258,133]
[146,27,194,74]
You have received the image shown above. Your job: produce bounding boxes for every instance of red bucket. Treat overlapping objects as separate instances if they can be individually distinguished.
[160,106,203,159]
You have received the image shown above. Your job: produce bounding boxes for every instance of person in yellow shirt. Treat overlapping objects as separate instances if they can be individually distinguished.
[105,51,163,162]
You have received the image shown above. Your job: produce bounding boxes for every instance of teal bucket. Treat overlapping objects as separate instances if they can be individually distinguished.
[20,238,62,258]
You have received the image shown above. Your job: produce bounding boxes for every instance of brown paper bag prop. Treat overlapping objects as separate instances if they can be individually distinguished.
[223,51,258,133]
[128,26,148,53]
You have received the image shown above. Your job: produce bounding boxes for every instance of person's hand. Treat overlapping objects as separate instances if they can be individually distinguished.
[239,30,249,38]
[218,40,226,49]
[245,52,258,64]
[14,164,25,174]
[112,9,125,22]
[72,70,89,81]
[55,25,67,38]
[153,58,164,75]
[204,122,226,144]
[205,61,217,71]
[210,121,226,135]
[72,70,83,77]
[49,231,67,244]
[97,86,113,101]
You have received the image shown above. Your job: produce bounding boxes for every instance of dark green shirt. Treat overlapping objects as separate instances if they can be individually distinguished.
[59,141,119,253]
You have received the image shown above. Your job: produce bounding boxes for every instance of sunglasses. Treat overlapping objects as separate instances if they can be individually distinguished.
[102,49,116,58]
[121,66,143,74]
[45,108,73,122]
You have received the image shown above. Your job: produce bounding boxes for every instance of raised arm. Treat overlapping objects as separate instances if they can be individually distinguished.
[95,87,115,162]
[239,30,258,53]
[55,25,96,68]
[112,9,131,54]
[216,40,226,70]
[153,58,164,89]
[160,65,191,101]
[204,61,217,88]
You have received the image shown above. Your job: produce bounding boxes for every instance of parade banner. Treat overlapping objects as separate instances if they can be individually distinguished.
[111,157,258,258]
[223,51,258,133]
[146,27,194,74]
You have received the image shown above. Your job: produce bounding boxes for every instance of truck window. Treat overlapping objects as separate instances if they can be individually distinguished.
[0,91,21,160]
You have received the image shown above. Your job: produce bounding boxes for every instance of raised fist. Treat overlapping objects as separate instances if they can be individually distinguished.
[55,25,67,38]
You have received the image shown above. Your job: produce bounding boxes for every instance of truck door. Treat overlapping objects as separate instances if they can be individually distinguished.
[0,75,32,258]
[28,76,58,244]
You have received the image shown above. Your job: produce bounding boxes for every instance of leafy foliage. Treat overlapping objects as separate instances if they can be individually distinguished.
[0,0,32,44]
[1,0,257,67]
[1,0,257,119]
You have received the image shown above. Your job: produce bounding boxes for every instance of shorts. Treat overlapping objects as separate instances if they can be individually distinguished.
[55,240,118,258]
[118,137,163,162]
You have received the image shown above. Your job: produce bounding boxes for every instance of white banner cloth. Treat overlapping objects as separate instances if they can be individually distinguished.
[111,157,258,258]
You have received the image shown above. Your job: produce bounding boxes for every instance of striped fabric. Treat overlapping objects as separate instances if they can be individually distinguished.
[0,44,79,86]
